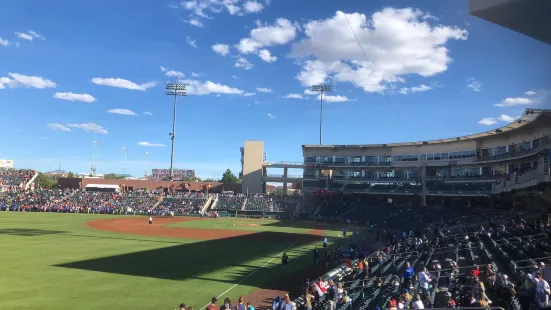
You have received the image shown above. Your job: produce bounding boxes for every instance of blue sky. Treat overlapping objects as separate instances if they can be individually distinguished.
[1,0,550,178]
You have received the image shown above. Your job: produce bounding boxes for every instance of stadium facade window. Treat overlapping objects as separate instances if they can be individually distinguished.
[353,156,362,163]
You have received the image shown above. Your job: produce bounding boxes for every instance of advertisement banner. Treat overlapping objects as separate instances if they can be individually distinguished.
[0,159,14,168]
[151,168,196,180]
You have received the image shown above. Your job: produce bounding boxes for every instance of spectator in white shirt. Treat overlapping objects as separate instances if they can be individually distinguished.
[412,294,424,309]
[418,267,432,298]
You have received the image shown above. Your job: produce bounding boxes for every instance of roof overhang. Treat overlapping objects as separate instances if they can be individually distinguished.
[303,109,550,149]
[469,0,551,45]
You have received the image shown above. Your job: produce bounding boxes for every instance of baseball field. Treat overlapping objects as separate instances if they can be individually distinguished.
[0,212,354,310]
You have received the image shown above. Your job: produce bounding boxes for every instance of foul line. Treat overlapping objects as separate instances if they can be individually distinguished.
[200,242,296,310]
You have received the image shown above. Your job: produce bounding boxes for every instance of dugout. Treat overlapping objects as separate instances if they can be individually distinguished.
[85,184,120,193]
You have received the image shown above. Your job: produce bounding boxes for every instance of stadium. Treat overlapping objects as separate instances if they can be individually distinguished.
[2,1,551,310]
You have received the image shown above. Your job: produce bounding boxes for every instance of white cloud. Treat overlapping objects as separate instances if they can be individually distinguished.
[191,72,202,77]
[497,114,518,122]
[466,77,482,92]
[495,97,533,107]
[180,0,268,24]
[232,75,239,79]
[91,78,157,91]
[525,91,536,96]
[0,73,56,89]
[235,57,253,70]
[144,112,153,116]
[186,36,198,48]
[138,142,166,147]
[290,9,468,92]
[267,113,276,119]
[160,66,185,78]
[183,79,244,95]
[15,32,33,41]
[67,123,108,134]
[243,1,264,13]
[235,18,296,62]
[286,93,304,99]
[27,30,45,40]
[256,87,272,93]
[53,92,97,103]
[304,89,317,95]
[244,92,256,96]
[47,123,71,132]
[318,94,350,103]
[258,49,277,62]
[212,43,230,56]
[478,114,519,126]
[478,117,497,126]
[398,84,433,95]
[183,18,204,28]
[0,37,8,47]
[107,108,138,116]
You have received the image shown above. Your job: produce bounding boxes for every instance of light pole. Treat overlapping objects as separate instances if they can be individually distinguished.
[121,146,127,174]
[144,152,150,178]
[310,84,334,145]
[165,82,187,181]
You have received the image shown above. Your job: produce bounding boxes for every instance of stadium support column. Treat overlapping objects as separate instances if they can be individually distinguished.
[283,167,288,195]
[421,164,427,207]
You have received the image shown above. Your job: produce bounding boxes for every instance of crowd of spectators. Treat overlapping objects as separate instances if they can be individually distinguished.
[215,194,246,211]
[0,168,36,187]
[154,192,207,215]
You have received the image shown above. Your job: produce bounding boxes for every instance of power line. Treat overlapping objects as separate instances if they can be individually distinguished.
[343,14,411,141]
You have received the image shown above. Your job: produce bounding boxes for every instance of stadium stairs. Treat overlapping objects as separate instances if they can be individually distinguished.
[207,195,219,211]
[311,204,322,217]
[24,171,39,191]
[150,197,164,210]
[241,197,247,211]
[200,195,213,213]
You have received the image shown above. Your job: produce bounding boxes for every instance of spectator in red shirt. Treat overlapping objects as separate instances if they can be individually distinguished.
[207,297,218,310]
[472,266,480,278]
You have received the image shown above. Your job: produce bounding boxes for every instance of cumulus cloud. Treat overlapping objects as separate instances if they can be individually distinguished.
[466,77,482,92]
[47,123,71,132]
[191,72,202,77]
[256,87,272,93]
[243,1,264,13]
[186,36,198,48]
[160,66,185,78]
[53,92,96,103]
[478,114,519,126]
[495,97,534,107]
[15,32,33,41]
[244,92,256,96]
[267,113,276,119]
[304,89,317,95]
[286,93,304,99]
[290,9,468,92]
[144,112,153,116]
[318,94,350,103]
[107,109,138,116]
[212,43,230,56]
[67,123,108,134]
[398,84,433,95]
[183,79,244,95]
[0,37,8,47]
[525,91,536,96]
[0,73,56,89]
[235,57,253,70]
[478,117,497,126]
[235,18,296,62]
[138,142,166,147]
[91,78,157,91]
[179,0,268,26]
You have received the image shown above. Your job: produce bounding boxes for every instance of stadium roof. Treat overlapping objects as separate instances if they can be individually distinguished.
[303,108,551,149]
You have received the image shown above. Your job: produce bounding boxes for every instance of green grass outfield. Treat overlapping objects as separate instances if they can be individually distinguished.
[0,212,351,310]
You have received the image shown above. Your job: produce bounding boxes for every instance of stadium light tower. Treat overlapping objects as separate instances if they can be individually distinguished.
[165,82,187,181]
[121,146,127,174]
[144,152,150,178]
[311,84,333,145]
[91,140,100,176]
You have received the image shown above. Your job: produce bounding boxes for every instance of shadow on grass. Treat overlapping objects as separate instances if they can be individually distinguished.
[54,231,322,291]
[0,228,67,236]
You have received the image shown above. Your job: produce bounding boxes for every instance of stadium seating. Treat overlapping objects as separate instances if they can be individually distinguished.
[0,168,36,187]
[214,195,246,211]
[155,192,207,215]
